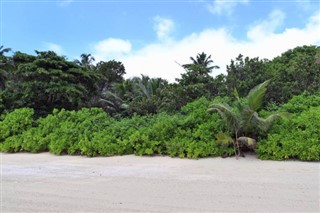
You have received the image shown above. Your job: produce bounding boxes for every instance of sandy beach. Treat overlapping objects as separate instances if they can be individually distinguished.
[1,152,319,212]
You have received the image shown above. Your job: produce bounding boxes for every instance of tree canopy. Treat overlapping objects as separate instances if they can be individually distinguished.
[0,45,319,117]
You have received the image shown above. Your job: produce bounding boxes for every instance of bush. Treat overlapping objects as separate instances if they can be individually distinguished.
[0,108,35,142]
[165,128,226,159]
[280,92,320,114]
[165,129,193,158]
[79,134,128,157]
[180,97,213,128]
[0,135,24,153]
[47,108,113,155]
[0,108,35,153]
[257,106,320,161]
[0,98,229,159]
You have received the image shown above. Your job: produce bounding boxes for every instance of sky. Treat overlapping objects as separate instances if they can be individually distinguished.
[1,0,320,82]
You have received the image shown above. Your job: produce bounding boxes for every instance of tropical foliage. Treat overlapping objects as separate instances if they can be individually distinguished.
[0,45,319,161]
[257,106,320,161]
[208,80,286,157]
[0,98,230,158]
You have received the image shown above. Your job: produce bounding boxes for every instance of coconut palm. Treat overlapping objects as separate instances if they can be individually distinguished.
[98,91,128,115]
[208,80,287,157]
[0,46,11,56]
[189,52,219,71]
[135,75,167,99]
[74,53,95,70]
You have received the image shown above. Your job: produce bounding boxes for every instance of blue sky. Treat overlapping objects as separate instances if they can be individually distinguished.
[1,0,320,82]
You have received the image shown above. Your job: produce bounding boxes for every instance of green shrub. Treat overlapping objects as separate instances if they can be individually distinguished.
[79,133,131,157]
[0,108,35,142]
[165,127,228,159]
[146,113,181,142]
[181,97,212,128]
[0,98,231,159]
[129,131,161,156]
[166,129,193,158]
[0,135,24,153]
[47,108,113,155]
[257,106,320,161]
[21,127,49,152]
[108,115,149,141]
[280,92,320,114]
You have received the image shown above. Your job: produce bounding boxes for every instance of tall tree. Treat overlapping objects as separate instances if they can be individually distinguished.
[96,60,126,92]
[5,51,99,115]
[188,52,219,71]
[177,52,220,101]
[225,54,270,98]
[266,45,320,104]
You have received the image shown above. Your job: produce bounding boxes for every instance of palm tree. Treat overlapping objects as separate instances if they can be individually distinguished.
[134,75,167,99]
[113,75,168,115]
[0,46,11,56]
[179,52,220,85]
[208,80,287,158]
[98,91,128,115]
[74,53,95,70]
[188,52,219,71]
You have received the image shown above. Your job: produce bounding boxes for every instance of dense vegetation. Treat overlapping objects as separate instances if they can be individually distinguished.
[0,45,319,160]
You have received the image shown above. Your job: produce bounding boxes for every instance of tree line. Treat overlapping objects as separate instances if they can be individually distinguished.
[0,45,319,117]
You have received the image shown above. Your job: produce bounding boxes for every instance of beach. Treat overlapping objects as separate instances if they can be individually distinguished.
[1,152,319,212]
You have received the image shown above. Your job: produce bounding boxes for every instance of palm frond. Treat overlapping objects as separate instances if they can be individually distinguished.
[251,112,287,133]
[234,88,240,102]
[240,106,255,133]
[208,103,240,131]
[247,79,270,111]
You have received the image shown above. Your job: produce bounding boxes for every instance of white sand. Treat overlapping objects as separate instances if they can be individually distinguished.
[1,152,319,212]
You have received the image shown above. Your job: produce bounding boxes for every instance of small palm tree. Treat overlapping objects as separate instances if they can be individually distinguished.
[208,80,287,158]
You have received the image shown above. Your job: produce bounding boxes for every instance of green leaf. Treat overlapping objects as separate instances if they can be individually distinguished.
[247,79,270,111]
[215,132,234,146]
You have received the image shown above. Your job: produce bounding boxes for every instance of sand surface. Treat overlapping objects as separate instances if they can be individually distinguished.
[1,152,319,213]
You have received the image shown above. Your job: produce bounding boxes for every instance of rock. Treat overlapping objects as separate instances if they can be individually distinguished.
[237,137,257,150]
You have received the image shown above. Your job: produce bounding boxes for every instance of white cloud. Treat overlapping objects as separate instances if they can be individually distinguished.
[57,0,74,7]
[93,10,320,83]
[153,16,175,41]
[247,9,286,40]
[43,42,64,55]
[93,38,132,62]
[207,0,249,16]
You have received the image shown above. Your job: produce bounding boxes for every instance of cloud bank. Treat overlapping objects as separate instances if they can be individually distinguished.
[93,38,132,63]
[92,10,320,82]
